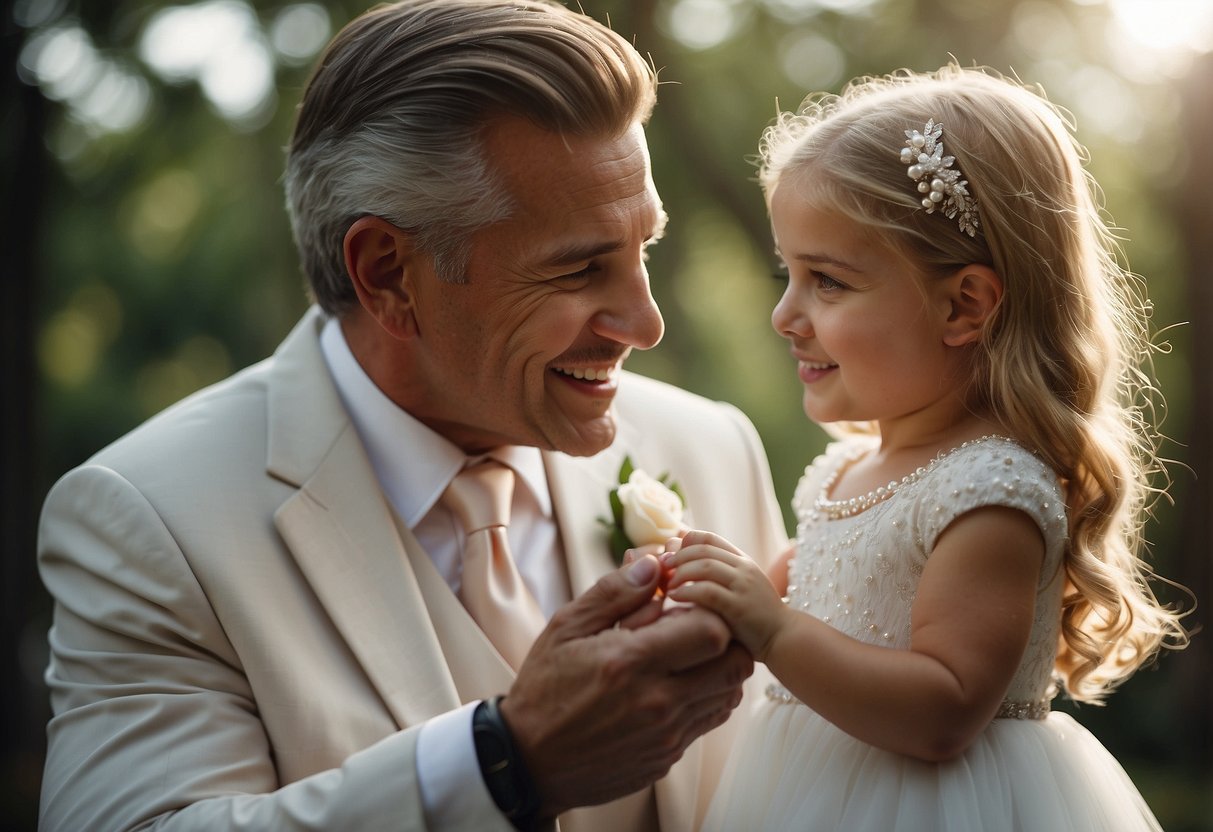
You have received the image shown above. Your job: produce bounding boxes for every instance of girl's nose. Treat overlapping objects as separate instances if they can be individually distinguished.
[771,283,811,340]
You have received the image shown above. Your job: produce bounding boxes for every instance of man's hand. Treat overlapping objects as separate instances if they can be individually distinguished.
[500,554,753,817]
[615,543,672,630]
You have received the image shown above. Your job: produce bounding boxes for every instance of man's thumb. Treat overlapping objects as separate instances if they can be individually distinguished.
[624,553,660,586]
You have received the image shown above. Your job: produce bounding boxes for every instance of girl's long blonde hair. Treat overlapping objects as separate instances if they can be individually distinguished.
[758,65,1188,702]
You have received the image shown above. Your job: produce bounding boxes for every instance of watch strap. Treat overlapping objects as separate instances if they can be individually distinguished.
[472,695,541,831]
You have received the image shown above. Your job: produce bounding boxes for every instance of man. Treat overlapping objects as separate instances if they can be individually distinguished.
[36,2,787,830]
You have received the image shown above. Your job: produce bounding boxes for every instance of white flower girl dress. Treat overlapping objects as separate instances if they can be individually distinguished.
[702,435,1162,832]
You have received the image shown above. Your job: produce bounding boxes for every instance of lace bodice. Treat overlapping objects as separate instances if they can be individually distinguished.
[783,435,1068,706]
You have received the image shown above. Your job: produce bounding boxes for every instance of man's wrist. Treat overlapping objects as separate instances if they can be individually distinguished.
[472,695,542,831]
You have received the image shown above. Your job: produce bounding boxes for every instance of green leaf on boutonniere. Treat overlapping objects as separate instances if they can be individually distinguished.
[608,526,631,565]
[617,455,635,486]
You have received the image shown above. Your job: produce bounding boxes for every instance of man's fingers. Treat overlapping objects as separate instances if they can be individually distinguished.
[618,593,666,630]
[673,642,754,703]
[630,604,733,672]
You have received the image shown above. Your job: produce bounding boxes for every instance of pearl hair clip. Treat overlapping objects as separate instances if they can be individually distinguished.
[900,119,980,237]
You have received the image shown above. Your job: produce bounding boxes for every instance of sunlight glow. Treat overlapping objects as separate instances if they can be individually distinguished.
[779,31,845,91]
[139,0,274,123]
[762,0,880,17]
[270,4,332,66]
[1108,0,1213,67]
[664,0,746,50]
[18,23,150,134]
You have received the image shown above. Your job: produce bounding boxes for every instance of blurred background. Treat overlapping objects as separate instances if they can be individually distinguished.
[2,0,1210,829]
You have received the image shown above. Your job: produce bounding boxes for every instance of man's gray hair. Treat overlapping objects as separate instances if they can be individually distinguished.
[284,0,658,314]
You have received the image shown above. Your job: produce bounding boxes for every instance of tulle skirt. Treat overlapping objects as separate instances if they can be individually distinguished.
[701,698,1161,832]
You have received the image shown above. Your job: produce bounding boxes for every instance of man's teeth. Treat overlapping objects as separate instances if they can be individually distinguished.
[555,367,613,381]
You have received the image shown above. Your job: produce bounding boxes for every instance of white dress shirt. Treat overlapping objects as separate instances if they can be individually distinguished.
[319,317,570,828]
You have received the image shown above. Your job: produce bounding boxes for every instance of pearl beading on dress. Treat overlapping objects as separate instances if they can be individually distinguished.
[813,435,1012,521]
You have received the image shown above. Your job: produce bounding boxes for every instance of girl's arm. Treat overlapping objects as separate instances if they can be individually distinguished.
[665,509,1043,762]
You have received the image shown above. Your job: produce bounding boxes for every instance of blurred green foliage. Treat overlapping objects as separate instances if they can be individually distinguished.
[5,0,1210,829]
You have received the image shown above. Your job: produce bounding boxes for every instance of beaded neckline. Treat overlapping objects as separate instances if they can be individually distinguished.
[814,434,1018,520]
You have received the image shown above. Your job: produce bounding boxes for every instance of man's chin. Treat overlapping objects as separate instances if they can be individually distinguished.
[547,414,618,458]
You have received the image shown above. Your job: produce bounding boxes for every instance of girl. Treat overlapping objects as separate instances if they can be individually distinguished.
[663,66,1190,831]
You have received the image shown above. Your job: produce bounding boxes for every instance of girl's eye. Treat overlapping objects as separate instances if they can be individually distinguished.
[771,263,789,282]
[814,271,845,291]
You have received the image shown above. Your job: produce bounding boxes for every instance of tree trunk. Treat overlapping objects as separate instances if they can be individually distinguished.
[0,16,51,832]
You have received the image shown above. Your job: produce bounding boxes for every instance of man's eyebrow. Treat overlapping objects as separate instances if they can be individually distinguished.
[539,210,670,269]
[539,240,625,269]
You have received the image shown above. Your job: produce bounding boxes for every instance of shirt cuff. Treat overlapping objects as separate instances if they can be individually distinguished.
[417,701,512,830]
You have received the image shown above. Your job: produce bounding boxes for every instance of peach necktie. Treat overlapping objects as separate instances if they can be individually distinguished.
[442,461,546,670]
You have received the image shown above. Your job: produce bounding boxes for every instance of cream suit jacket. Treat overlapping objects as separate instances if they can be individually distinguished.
[37,308,787,832]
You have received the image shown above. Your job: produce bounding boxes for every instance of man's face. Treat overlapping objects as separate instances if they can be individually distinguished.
[403,117,666,456]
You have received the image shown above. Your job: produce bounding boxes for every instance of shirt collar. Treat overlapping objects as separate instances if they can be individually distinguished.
[318,317,551,526]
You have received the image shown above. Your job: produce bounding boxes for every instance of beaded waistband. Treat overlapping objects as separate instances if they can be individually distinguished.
[767,684,1050,721]
[994,698,1050,720]
[765,683,798,705]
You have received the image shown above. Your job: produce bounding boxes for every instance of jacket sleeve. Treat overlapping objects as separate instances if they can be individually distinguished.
[37,464,428,832]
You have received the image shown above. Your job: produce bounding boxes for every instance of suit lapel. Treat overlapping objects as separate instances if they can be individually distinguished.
[543,448,621,597]
[267,310,461,728]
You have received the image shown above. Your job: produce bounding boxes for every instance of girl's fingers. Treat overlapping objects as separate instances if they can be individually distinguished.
[666,555,738,591]
[665,577,732,615]
[662,543,744,573]
[679,529,745,555]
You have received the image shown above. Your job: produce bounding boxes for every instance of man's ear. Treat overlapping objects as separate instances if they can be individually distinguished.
[343,216,421,340]
[942,264,1003,347]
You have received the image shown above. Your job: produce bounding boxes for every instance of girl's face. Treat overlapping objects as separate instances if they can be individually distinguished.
[769,181,970,436]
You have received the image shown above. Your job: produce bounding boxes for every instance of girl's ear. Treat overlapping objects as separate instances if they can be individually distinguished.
[343,216,421,340]
[942,264,1003,347]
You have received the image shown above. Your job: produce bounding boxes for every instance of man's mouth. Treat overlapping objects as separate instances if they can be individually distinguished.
[552,364,620,383]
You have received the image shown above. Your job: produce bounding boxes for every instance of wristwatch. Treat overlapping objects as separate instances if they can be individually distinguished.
[472,695,542,831]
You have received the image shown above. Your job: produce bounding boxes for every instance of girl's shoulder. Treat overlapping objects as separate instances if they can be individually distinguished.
[913,435,1068,561]
[924,435,1059,498]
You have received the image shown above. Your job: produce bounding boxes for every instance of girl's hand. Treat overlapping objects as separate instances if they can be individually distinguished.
[662,530,789,661]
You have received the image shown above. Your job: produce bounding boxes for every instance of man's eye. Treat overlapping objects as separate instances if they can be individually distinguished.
[557,266,593,281]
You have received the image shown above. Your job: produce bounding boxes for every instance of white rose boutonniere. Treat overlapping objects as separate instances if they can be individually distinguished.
[601,456,685,564]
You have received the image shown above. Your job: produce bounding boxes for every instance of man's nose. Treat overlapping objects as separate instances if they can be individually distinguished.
[592,263,665,349]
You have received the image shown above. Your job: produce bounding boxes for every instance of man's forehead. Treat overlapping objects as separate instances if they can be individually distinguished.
[483,116,650,184]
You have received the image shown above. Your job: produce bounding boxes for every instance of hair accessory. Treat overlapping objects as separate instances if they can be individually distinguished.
[900,119,979,237]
